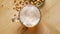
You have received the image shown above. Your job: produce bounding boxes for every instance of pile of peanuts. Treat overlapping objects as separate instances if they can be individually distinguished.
[13,0,44,11]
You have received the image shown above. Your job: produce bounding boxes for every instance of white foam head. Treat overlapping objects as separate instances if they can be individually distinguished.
[20,5,40,27]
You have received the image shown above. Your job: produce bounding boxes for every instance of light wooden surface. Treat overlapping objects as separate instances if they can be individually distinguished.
[0,0,60,34]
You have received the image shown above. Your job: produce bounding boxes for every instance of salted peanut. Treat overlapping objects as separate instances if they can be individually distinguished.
[31,1,34,5]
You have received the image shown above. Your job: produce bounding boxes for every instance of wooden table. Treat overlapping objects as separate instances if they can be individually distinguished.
[0,0,60,34]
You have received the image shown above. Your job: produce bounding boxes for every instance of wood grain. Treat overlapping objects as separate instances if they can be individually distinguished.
[0,0,60,34]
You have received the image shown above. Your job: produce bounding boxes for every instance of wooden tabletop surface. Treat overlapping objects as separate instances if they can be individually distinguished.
[0,0,60,34]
